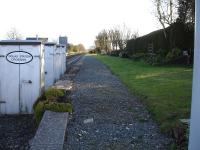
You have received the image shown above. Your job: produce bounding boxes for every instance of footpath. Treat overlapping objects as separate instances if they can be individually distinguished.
[63,56,173,150]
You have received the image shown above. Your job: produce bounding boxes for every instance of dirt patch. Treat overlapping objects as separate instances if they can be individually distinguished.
[0,115,37,150]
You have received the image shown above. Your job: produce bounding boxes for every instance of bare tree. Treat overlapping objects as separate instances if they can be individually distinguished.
[119,24,138,50]
[6,28,22,40]
[95,25,138,53]
[95,29,110,53]
[154,0,178,39]
[108,28,119,51]
[77,44,86,52]
[109,25,138,50]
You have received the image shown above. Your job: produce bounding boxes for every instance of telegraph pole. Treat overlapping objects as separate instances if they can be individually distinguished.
[189,0,200,149]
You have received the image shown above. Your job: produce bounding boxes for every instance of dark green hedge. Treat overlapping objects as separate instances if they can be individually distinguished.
[126,22,194,56]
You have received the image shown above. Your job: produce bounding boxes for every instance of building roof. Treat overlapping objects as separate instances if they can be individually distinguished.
[45,42,57,46]
[0,40,43,45]
[26,37,48,42]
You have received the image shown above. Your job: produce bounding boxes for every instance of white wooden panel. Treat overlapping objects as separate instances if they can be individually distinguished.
[19,45,41,113]
[45,45,55,89]
[0,45,20,114]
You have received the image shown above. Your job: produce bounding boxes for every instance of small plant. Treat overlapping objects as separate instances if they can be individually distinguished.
[166,48,182,63]
[44,88,65,102]
[33,88,72,124]
[34,101,72,124]
[119,51,129,58]
[109,50,122,57]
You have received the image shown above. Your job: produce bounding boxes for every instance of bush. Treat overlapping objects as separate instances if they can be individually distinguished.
[33,88,72,124]
[34,101,72,124]
[119,51,129,58]
[166,48,182,63]
[110,50,122,57]
[44,88,65,102]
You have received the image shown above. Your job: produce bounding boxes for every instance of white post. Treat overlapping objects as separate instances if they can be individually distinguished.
[189,0,200,149]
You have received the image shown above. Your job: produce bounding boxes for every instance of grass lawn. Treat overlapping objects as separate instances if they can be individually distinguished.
[94,55,192,133]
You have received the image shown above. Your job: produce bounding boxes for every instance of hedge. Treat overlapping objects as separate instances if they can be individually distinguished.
[126,22,194,56]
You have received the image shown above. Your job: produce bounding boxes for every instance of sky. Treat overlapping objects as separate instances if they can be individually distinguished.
[0,0,161,49]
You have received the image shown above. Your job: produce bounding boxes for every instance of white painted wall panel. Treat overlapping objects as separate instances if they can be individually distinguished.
[0,45,20,114]
[0,41,44,114]
[45,44,55,89]
[19,45,41,113]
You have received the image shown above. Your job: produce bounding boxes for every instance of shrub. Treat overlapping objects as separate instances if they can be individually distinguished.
[110,50,122,57]
[44,88,65,102]
[119,51,129,58]
[34,101,72,124]
[166,48,182,63]
[33,88,72,124]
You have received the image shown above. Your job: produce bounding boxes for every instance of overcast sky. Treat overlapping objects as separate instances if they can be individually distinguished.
[0,0,160,48]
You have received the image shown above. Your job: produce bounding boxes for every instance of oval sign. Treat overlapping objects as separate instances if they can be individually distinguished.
[6,51,33,64]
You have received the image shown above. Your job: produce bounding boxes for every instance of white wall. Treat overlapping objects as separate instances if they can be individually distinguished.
[0,41,44,114]
[45,44,56,89]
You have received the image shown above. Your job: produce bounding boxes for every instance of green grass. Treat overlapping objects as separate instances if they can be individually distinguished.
[94,55,192,133]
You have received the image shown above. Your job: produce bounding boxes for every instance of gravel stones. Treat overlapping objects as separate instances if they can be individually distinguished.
[64,56,174,150]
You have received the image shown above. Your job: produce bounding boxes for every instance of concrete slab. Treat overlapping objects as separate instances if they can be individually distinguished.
[30,111,68,150]
[52,80,72,90]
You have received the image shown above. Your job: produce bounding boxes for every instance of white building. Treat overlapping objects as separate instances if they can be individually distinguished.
[0,40,45,114]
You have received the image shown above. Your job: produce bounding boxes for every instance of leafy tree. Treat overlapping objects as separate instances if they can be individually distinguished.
[177,0,195,24]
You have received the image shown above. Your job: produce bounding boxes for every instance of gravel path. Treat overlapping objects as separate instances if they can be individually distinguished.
[64,56,173,150]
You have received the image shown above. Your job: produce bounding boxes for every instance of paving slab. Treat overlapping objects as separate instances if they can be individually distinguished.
[30,111,68,150]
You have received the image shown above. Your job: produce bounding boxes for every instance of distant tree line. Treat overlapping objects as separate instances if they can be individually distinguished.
[94,24,138,54]
[68,43,86,53]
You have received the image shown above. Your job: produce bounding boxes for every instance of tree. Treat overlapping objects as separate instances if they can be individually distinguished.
[68,43,86,53]
[77,44,86,52]
[6,28,22,40]
[95,30,111,53]
[95,25,138,53]
[177,0,195,24]
[116,24,138,50]
[108,29,118,51]
[154,0,178,39]
[108,25,138,51]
